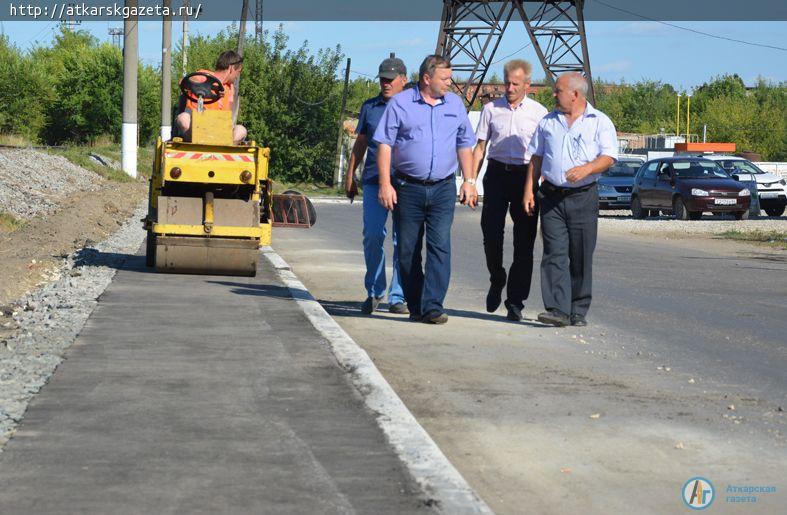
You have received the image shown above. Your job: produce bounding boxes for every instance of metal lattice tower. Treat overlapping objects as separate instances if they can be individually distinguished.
[108,27,124,49]
[255,0,263,42]
[436,0,594,107]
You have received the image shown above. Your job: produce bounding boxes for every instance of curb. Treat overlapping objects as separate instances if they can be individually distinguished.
[262,248,493,515]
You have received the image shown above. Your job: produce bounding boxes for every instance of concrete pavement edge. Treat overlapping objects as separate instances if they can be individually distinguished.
[262,247,493,515]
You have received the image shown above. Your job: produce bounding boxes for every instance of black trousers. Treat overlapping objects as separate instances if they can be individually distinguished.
[480,160,539,309]
[537,182,598,317]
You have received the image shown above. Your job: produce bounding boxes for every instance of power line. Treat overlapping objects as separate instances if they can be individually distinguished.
[490,42,532,66]
[350,69,375,78]
[595,0,787,52]
[24,21,57,48]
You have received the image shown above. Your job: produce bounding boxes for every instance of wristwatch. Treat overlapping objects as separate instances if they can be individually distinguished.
[464,178,477,186]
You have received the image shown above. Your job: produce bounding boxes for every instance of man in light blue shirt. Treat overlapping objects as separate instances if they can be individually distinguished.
[523,72,618,327]
[373,55,478,324]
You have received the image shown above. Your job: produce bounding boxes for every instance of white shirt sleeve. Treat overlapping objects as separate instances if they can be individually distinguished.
[596,114,619,161]
[527,119,546,158]
[475,102,493,141]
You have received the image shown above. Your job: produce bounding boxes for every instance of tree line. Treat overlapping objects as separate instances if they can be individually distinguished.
[1,26,784,185]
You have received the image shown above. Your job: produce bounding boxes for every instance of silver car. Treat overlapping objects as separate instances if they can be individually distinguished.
[703,155,786,216]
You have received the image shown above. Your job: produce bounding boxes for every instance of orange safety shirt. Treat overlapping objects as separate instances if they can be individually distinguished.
[185,69,235,112]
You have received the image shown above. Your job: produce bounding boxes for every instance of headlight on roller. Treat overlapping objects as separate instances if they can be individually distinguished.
[691,188,709,196]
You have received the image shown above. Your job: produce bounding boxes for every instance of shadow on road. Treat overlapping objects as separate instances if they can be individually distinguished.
[317,299,547,327]
[207,281,308,300]
[73,247,148,272]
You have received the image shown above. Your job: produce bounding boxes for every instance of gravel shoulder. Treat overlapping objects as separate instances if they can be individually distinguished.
[0,149,147,447]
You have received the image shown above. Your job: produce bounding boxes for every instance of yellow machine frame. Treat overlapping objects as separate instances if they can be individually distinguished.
[147,138,273,246]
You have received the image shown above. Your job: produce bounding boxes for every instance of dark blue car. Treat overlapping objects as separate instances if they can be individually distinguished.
[598,157,645,210]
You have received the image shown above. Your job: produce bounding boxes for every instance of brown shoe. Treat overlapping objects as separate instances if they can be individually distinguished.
[422,311,448,324]
[388,302,409,315]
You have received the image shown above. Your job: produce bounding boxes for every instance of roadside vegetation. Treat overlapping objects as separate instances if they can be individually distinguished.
[0,211,24,232]
[718,230,787,249]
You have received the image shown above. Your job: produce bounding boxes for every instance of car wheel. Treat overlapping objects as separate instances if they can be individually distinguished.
[764,205,785,217]
[688,211,702,220]
[631,196,646,219]
[734,210,750,220]
[673,196,690,220]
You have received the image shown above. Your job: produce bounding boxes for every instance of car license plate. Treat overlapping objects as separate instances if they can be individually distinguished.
[619,194,631,202]
[760,192,780,199]
[714,198,736,205]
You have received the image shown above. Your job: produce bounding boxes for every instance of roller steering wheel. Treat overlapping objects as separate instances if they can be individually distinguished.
[179,72,224,105]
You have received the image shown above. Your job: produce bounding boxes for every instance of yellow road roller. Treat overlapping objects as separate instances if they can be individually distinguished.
[143,73,272,276]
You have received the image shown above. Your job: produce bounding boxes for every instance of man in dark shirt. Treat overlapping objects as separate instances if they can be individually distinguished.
[345,57,409,315]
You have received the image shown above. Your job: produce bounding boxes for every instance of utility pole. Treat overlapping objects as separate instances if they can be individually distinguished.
[333,57,351,188]
[160,0,172,141]
[255,0,263,42]
[233,0,249,125]
[182,0,189,77]
[122,0,138,179]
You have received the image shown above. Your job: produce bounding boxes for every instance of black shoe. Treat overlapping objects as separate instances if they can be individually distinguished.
[486,283,505,312]
[361,296,382,315]
[505,300,523,322]
[570,314,587,327]
[421,310,448,324]
[388,302,409,315]
[408,313,423,322]
[537,309,569,327]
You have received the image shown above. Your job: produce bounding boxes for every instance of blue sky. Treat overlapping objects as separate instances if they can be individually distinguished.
[3,19,785,91]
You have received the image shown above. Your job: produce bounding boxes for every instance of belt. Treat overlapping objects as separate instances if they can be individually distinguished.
[540,180,596,196]
[489,159,528,171]
[394,171,453,186]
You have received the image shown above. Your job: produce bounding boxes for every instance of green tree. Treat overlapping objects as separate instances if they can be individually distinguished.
[0,36,46,139]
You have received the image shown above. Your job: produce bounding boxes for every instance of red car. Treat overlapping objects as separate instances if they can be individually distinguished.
[631,157,751,220]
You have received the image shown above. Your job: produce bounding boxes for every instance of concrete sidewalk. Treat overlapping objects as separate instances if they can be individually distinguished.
[0,251,434,514]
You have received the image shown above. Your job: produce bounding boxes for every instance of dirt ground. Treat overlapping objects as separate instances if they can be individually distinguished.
[0,180,145,308]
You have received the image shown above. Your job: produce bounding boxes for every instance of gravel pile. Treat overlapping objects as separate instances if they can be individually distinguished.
[0,149,102,220]
[598,211,787,235]
[0,203,146,448]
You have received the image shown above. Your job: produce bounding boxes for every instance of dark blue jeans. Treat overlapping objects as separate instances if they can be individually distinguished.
[392,176,456,316]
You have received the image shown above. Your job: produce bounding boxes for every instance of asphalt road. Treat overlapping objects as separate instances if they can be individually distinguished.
[0,251,433,514]
[273,201,786,514]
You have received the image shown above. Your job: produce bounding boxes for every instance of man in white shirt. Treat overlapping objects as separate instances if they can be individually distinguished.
[523,72,618,327]
[472,59,548,321]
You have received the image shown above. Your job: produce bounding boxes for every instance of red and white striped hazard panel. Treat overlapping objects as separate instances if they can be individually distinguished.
[165,151,253,163]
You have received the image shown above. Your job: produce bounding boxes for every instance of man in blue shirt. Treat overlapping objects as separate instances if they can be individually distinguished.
[373,55,478,324]
[345,57,409,315]
[523,72,618,327]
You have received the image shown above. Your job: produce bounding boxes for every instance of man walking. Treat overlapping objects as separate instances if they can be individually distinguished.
[373,55,477,324]
[472,59,548,321]
[345,57,409,315]
[523,72,618,327]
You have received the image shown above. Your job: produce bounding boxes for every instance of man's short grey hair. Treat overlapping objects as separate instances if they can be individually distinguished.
[419,55,452,80]
[503,59,532,82]
[562,72,589,97]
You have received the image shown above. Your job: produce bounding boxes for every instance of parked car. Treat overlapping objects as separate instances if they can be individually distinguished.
[701,155,786,216]
[598,156,645,210]
[631,157,751,220]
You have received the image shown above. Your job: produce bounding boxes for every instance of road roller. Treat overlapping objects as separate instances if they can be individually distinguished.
[143,72,272,276]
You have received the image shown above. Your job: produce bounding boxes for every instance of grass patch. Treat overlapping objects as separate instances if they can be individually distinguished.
[0,211,24,232]
[718,230,787,249]
[44,144,155,182]
[0,133,35,146]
